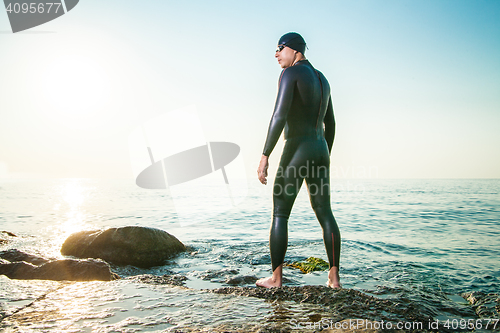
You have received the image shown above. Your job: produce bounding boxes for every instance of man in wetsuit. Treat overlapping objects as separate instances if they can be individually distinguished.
[256,32,341,288]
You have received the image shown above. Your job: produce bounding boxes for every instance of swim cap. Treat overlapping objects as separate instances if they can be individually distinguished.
[278,32,306,55]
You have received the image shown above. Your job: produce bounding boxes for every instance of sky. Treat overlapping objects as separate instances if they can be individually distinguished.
[0,0,499,180]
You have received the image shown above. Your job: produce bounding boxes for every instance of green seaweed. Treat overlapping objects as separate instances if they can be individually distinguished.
[285,257,329,273]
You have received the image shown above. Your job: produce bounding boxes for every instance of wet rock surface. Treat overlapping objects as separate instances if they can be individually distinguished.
[0,231,17,245]
[225,275,259,285]
[208,286,449,332]
[61,226,186,268]
[1,231,17,237]
[128,273,188,286]
[0,249,51,265]
[198,268,239,282]
[0,258,119,281]
[462,291,500,319]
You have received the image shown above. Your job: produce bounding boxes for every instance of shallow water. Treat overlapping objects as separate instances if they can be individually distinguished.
[1,178,499,331]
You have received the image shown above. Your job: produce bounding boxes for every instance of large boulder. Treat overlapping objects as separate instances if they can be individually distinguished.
[61,226,186,268]
[0,258,118,281]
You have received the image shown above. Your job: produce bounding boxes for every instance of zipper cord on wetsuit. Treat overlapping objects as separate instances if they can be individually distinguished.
[314,70,324,132]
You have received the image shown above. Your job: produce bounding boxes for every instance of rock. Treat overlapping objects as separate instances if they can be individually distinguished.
[61,226,186,268]
[462,290,485,305]
[0,249,51,265]
[0,261,36,279]
[210,286,435,329]
[0,231,17,245]
[128,273,188,287]
[462,291,500,319]
[200,268,239,281]
[225,275,259,286]
[0,258,118,281]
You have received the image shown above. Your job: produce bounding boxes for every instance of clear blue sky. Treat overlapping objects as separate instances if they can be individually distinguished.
[1,0,499,179]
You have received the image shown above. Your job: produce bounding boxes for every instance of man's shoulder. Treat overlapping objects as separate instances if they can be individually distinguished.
[279,66,300,85]
[313,68,331,88]
[280,65,301,76]
[314,68,327,80]
[280,64,310,81]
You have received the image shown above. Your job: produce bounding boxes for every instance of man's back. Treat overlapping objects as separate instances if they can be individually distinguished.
[280,60,332,140]
[262,59,335,156]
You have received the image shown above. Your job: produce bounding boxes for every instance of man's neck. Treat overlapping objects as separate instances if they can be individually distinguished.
[292,56,307,66]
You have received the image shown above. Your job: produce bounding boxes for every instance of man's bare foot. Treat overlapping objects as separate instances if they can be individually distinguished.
[327,266,341,288]
[256,276,282,288]
[256,264,283,288]
[327,281,342,288]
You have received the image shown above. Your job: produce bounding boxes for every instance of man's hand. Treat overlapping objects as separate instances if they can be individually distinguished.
[257,154,269,185]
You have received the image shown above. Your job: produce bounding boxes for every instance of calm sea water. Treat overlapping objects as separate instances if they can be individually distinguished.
[0,178,499,331]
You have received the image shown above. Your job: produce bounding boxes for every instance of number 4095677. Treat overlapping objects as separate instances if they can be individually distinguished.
[443,318,498,330]
[5,2,62,14]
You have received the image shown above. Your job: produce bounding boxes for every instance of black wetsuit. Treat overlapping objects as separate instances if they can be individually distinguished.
[262,59,341,272]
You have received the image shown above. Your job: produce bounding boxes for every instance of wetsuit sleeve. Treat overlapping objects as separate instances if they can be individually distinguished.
[262,69,295,156]
[324,96,335,154]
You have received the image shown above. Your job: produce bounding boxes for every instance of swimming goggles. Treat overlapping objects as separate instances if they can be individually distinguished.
[276,44,286,52]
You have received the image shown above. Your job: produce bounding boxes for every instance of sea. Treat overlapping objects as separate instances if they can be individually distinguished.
[0,178,499,332]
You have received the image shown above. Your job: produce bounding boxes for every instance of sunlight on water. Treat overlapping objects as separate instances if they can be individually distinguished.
[62,180,85,208]
[37,179,98,258]
[56,181,91,244]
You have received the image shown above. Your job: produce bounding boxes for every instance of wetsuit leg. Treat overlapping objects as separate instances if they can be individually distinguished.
[304,140,341,269]
[271,139,304,272]
[271,137,341,271]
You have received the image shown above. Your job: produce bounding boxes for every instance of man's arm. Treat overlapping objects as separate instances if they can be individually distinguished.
[324,96,335,155]
[262,68,295,157]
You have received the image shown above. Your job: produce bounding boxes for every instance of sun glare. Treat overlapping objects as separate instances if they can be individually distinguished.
[63,181,85,208]
[58,180,90,238]
[41,55,110,118]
